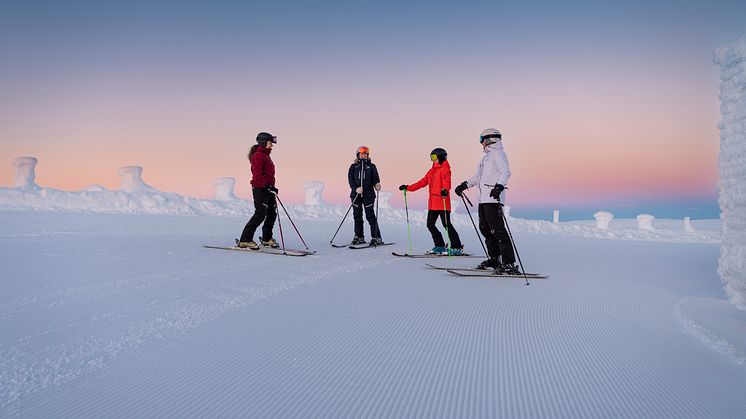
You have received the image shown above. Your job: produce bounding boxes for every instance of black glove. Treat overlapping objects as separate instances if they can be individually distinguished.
[440,188,448,197]
[267,185,279,194]
[399,184,408,191]
[489,184,504,200]
[454,181,467,197]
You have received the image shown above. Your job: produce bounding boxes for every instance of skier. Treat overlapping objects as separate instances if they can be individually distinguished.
[398,148,464,255]
[348,146,383,245]
[454,128,518,273]
[238,132,279,250]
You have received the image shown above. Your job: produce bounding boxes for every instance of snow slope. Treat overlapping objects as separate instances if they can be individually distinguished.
[1,211,744,418]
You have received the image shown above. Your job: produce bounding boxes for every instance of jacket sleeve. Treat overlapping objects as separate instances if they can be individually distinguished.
[442,166,452,191]
[494,148,511,186]
[372,164,380,185]
[251,153,267,188]
[348,164,357,189]
[406,169,431,192]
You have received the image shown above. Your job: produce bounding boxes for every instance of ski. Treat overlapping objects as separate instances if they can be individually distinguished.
[349,242,396,249]
[391,252,481,258]
[331,243,352,248]
[446,269,548,279]
[203,245,314,257]
[425,263,545,277]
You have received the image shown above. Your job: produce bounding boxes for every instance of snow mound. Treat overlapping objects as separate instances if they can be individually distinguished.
[675,297,746,366]
[715,34,746,309]
[11,157,40,190]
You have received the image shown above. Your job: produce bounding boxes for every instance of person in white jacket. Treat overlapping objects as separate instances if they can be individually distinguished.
[454,128,518,273]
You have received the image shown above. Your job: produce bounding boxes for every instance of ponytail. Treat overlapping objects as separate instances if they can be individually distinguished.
[248,141,268,160]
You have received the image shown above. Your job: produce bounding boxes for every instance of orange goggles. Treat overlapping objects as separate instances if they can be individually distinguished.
[357,146,370,155]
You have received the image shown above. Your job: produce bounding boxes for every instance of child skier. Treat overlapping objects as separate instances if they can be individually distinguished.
[238,132,279,250]
[454,128,518,273]
[348,146,383,245]
[398,148,464,255]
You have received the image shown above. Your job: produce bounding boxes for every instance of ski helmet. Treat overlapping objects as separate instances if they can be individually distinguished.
[356,145,370,158]
[479,128,501,145]
[256,132,277,144]
[430,148,447,163]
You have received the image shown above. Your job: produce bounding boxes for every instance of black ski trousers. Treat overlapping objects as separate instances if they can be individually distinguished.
[478,203,515,264]
[352,195,381,239]
[426,210,462,248]
[240,187,277,243]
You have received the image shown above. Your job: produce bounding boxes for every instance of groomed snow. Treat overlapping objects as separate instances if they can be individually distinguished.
[1,211,745,418]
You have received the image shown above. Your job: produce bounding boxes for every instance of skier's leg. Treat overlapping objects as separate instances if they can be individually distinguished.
[441,211,462,248]
[240,188,268,242]
[352,196,364,239]
[478,203,500,260]
[363,196,381,239]
[261,192,278,242]
[494,205,516,264]
[426,210,446,248]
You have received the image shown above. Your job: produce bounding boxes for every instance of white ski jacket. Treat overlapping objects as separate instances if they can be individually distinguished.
[465,142,511,204]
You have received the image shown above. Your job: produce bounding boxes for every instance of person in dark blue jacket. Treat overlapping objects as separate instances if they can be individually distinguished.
[348,146,383,245]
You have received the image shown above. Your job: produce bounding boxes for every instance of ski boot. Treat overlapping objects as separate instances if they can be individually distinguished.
[261,238,279,248]
[477,258,500,270]
[351,236,366,245]
[370,237,384,246]
[448,247,464,256]
[237,241,260,250]
[428,246,447,255]
[499,262,520,275]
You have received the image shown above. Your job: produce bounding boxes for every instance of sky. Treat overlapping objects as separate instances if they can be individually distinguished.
[1,0,745,217]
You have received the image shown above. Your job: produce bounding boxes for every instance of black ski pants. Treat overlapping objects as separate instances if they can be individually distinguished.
[240,187,277,243]
[478,203,515,264]
[352,195,381,239]
[426,210,462,248]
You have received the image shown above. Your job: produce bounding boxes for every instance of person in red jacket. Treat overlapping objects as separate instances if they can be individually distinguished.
[238,132,279,250]
[399,148,464,255]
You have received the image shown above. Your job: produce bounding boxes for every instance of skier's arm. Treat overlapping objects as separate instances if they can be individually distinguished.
[442,167,452,191]
[251,154,268,188]
[494,150,511,186]
[372,164,380,186]
[348,165,357,190]
[406,170,430,192]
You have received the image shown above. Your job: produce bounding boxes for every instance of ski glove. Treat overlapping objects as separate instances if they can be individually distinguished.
[454,181,468,197]
[399,185,408,191]
[267,185,279,194]
[440,188,448,197]
[374,183,381,191]
[489,184,505,200]
[355,187,363,194]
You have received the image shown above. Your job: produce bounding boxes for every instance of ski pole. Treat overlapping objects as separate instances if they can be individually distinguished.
[461,192,488,257]
[374,189,382,241]
[501,206,530,286]
[330,194,358,245]
[403,190,413,253]
[275,198,287,255]
[442,197,451,256]
[273,193,310,250]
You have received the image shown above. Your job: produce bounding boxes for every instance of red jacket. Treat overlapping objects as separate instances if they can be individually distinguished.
[250,146,275,188]
[406,160,452,211]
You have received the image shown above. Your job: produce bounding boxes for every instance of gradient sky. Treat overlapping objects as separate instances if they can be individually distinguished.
[1,0,745,212]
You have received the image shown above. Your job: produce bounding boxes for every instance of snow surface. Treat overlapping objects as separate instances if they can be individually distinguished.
[715,34,746,310]
[1,211,745,418]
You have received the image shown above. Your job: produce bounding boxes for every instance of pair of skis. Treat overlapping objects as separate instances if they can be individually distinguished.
[424,263,548,279]
[203,244,316,257]
[331,242,396,250]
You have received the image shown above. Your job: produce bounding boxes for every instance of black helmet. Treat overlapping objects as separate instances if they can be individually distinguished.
[430,148,447,163]
[256,132,277,144]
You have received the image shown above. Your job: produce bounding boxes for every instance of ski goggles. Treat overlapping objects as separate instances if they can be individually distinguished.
[430,153,438,161]
[357,146,370,155]
[479,133,501,144]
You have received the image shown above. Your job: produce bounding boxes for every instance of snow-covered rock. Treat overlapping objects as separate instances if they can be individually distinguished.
[637,214,655,231]
[214,177,237,201]
[594,211,614,230]
[118,166,158,194]
[715,34,746,310]
[684,217,696,233]
[377,191,394,209]
[304,181,325,206]
[11,157,40,190]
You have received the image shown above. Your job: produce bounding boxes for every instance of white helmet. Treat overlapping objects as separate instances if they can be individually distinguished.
[479,128,502,145]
